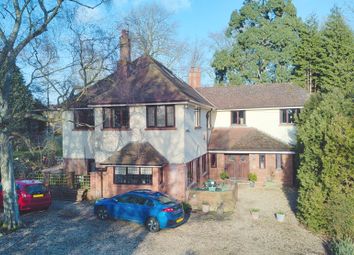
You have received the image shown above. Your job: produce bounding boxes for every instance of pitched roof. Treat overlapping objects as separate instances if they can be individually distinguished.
[100,142,169,166]
[208,128,292,152]
[71,56,212,108]
[196,83,309,109]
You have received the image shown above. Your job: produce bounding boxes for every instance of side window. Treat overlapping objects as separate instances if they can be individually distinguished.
[116,194,131,203]
[145,199,154,207]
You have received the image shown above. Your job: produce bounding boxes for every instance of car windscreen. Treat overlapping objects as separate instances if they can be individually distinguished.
[25,184,47,195]
[157,195,175,204]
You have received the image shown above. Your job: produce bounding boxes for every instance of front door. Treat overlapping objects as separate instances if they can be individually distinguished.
[225,154,250,180]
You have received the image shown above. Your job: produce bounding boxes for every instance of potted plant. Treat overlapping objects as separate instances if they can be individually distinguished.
[275,211,285,222]
[250,208,260,220]
[220,171,229,181]
[202,201,210,213]
[248,173,257,187]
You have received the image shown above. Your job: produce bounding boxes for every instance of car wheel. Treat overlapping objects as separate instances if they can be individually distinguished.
[146,217,160,232]
[97,207,109,220]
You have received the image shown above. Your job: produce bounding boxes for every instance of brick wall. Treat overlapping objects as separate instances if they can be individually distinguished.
[249,153,293,186]
[88,164,188,200]
[208,153,294,186]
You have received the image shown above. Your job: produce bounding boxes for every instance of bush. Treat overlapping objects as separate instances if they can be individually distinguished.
[248,173,257,182]
[182,202,192,213]
[331,239,354,255]
[220,171,229,180]
[325,192,354,240]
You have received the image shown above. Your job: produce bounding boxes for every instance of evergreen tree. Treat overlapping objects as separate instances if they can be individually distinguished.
[291,16,323,92]
[296,90,354,237]
[317,8,354,93]
[212,0,302,85]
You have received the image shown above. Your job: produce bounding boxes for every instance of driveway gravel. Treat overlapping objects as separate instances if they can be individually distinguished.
[0,185,327,255]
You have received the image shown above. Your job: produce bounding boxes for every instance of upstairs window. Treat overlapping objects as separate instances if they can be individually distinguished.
[146,105,175,128]
[74,109,94,130]
[280,109,300,124]
[194,108,201,128]
[103,107,129,129]
[231,110,246,125]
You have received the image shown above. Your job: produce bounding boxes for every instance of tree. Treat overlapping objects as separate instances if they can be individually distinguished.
[291,16,323,92]
[296,90,354,237]
[212,0,302,85]
[316,8,354,93]
[119,2,187,72]
[0,0,106,230]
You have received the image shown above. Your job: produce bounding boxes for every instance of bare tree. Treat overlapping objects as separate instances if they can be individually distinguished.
[119,2,186,71]
[0,0,106,230]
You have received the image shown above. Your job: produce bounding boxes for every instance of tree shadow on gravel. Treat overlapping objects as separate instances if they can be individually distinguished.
[0,200,149,255]
[281,186,298,215]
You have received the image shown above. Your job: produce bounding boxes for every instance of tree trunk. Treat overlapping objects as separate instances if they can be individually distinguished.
[0,132,20,230]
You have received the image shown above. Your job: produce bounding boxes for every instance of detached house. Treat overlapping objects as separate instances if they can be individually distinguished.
[62,30,309,200]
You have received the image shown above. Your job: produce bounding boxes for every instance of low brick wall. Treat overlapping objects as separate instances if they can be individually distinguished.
[187,184,238,212]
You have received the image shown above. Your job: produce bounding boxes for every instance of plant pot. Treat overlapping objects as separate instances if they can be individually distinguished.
[249,181,255,188]
[276,213,285,222]
[202,204,210,213]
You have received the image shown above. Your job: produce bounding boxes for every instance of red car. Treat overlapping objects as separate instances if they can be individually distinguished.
[0,180,51,212]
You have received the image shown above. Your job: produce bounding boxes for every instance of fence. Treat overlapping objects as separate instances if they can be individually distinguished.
[17,172,90,190]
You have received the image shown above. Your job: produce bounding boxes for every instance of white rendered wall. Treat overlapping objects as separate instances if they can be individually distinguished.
[211,109,298,145]
[62,111,95,159]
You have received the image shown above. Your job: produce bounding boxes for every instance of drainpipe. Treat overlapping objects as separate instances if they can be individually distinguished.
[206,109,213,179]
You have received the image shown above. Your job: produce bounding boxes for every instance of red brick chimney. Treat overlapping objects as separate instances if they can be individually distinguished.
[118,29,131,77]
[188,67,201,89]
[120,29,131,62]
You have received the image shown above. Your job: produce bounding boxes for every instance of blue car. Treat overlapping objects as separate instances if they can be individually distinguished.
[94,189,185,232]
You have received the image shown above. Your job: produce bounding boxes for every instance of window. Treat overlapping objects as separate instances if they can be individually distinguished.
[202,155,207,174]
[210,154,217,168]
[103,107,129,129]
[159,168,163,184]
[259,154,266,169]
[146,105,175,128]
[280,108,300,124]
[276,154,283,170]
[88,159,96,172]
[231,110,246,125]
[74,109,94,129]
[114,166,152,185]
[187,161,193,185]
[194,108,201,128]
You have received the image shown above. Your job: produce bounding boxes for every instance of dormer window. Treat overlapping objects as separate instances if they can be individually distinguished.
[74,109,94,130]
[231,110,245,125]
[280,109,300,124]
[103,107,129,129]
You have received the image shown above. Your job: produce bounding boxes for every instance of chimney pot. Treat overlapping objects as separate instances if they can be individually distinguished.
[188,67,201,89]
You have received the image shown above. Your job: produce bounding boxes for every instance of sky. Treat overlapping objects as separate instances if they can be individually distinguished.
[75,0,353,85]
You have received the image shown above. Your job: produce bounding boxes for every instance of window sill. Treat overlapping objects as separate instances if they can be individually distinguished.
[194,126,202,129]
[231,124,247,127]
[279,123,295,126]
[101,128,131,131]
[145,127,177,131]
[72,128,94,131]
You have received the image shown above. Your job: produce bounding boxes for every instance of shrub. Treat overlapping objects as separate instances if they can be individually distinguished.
[220,171,229,180]
[325,192,354,240]
[248,173,257,182]
[331,239,354,255]
[182,202,192,213]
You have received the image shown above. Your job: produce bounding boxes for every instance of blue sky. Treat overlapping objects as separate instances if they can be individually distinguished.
[81,0,353,41]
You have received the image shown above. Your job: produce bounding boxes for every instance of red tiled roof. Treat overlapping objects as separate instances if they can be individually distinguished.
[197,83,309,109]
[70,56,212,108]
[209,128,292,152]
[100,142,168,166]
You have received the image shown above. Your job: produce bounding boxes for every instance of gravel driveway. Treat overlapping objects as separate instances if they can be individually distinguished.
[0,185,327,255]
